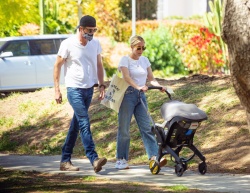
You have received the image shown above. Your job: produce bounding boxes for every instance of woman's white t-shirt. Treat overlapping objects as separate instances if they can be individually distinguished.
[58,35,102,88]
[118,55,151,87]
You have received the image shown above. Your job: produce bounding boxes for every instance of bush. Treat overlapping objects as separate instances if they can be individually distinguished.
[181,27,225,74]
[142,25,185,76]
[115,20,162,42]
[168,20,202,51]
[167,20,225,74]
[18,23,40,36]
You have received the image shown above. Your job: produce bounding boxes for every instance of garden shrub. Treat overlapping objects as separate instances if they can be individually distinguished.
[115,20,162,42]
[108,19,226,76]
[181,27,225,74]
[168,20,202,51]
[168,20,225,74]
[142,25,185,76]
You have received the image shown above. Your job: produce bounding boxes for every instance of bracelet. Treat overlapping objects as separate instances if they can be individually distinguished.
[99,84,106,89]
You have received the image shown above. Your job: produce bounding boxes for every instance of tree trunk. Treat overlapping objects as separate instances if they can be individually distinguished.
[221,0,250,132]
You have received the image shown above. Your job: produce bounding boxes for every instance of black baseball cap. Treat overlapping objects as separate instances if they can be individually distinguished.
[78,15,96,28]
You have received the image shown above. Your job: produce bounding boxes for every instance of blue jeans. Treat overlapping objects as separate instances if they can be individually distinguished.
[116,86,158,161]
[61,87,98,165]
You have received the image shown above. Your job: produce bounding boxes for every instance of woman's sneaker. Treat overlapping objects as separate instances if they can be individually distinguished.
[115,159,129,169]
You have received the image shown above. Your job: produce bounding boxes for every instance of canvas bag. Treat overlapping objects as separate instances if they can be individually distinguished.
[101,73,129,112]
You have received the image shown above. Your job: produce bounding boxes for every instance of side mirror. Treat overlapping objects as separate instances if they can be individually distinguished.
[0,51,13,58]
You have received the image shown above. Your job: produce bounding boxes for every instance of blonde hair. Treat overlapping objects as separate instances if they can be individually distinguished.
[129,35,145,47]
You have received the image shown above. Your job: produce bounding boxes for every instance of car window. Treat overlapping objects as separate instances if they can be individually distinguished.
[2,41,30,56]
[0,41,7,50]
[29,39,57,55]
[55,39,62,51]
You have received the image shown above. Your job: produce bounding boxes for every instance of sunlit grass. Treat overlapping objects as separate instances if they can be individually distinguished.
[0,116,14,129]
[166,185,189,192]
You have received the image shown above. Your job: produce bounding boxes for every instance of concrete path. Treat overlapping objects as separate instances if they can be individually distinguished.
[0,153,249,193]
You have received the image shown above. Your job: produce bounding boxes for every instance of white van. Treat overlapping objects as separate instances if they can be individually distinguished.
[0,34,72,92]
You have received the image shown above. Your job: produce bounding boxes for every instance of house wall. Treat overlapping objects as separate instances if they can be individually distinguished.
[157,0,207,20]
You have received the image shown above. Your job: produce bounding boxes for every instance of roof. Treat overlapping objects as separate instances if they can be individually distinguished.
[0,34,73,41]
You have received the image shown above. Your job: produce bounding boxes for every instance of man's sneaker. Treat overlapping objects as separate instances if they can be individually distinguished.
[60,161,79,171]
[115,159,129,170]
[159,158,167,167]
[93,157,107,173]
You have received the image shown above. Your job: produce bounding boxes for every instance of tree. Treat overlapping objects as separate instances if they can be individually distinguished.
[221,0,250,131]
[0,0,39,37]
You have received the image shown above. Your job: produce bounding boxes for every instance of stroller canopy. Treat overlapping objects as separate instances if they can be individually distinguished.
[161,100,207,122]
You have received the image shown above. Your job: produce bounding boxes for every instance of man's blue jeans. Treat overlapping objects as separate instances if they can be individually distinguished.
[61,87,98,165]
[116,86,158,161]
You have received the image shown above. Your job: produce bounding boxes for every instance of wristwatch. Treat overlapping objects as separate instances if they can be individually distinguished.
[99,84,106,89]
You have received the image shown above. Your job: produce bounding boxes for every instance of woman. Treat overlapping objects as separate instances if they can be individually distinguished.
[115,35,167,169]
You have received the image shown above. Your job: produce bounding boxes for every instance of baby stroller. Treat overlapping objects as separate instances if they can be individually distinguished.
[139,86,208,177]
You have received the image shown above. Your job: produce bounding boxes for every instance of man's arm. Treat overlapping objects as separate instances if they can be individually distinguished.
[53,55,65,104]
[97,54,104,85]
[97,54,105,100]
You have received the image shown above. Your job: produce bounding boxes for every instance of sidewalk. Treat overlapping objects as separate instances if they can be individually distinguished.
[0,153,249,193]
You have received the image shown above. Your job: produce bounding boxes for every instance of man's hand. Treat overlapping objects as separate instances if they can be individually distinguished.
[98,87,105,100]
[55,91,62,104]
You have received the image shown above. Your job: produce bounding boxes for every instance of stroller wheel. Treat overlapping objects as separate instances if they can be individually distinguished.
[182,161,188,171]
[198,162,207,175]
[175,164,184,177]
[149,160,160,175]
[180,158,188,171]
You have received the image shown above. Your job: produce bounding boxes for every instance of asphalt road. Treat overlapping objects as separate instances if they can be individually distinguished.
[0,153,249,193]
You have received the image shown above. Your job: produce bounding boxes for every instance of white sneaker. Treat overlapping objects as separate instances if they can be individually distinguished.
[115,159,129,170]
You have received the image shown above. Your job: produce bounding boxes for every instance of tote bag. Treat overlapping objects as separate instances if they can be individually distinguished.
[101,73,129,112]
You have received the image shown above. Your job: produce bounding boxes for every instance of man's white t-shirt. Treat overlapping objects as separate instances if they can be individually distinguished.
[118,55,151,87]
[58,35,102,88]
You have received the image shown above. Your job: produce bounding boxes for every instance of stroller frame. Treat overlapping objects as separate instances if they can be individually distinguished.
[139,86,208,177]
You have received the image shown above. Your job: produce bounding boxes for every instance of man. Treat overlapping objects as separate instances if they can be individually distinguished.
[53,15,107,173]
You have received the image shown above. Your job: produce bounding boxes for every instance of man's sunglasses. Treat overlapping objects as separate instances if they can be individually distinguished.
[136,46,146,51]
[84,28,98,33]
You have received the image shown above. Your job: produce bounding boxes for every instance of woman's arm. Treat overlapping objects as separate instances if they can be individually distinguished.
[120,66,148,91]
[147,67,166,91]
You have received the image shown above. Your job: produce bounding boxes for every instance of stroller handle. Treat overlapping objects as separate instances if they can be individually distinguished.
[138,86,172,128]
[147,86,172,100]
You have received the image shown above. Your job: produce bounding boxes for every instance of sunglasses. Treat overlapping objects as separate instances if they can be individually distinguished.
[84,28,98,33]
[136,46,146,51]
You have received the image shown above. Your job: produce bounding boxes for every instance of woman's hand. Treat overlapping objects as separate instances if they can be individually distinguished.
[160,86,167,93]
[138,85,148,92]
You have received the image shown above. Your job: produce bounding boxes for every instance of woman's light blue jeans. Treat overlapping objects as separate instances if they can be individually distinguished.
[116,86,158,161]
[61,87,98,165]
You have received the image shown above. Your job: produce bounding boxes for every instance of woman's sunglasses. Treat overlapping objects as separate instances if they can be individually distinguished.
[84,28,98,33]
[136,46,146,51]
